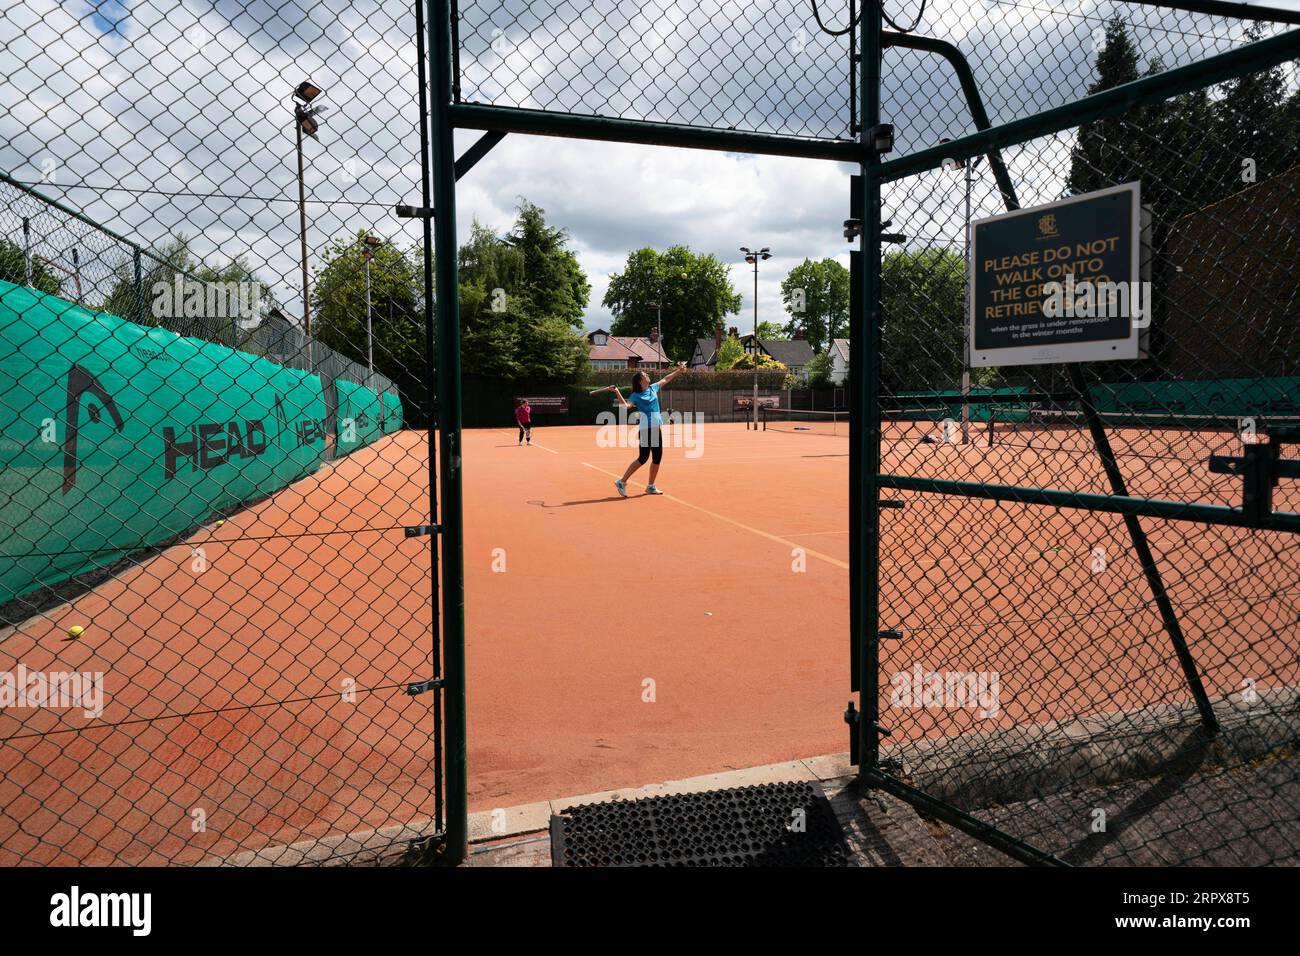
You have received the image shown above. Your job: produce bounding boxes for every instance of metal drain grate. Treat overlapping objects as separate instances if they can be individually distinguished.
[550,781,853,867]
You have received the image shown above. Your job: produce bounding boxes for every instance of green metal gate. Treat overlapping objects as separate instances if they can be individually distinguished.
[854,1,1300,865]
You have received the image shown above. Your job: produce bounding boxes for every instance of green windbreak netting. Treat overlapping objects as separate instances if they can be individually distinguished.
[381,390,404,435]
[335,378,396,455]
[0,280,326,602]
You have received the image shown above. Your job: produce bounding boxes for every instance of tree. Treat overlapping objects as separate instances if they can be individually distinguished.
[1066,16,1141,197]
[0,237,61,296]
[713,333,744,370]
[1214,24,1292,185]
[311,230,425,410]
[806,352,834,388]
[780,258,849,354]
[732,352,786,372]
[603,245,741,362]
[102,234,196,322]
[880,248,966,394]
[457,202,591,381]
[504,200,589,326]
[755,320,785,340]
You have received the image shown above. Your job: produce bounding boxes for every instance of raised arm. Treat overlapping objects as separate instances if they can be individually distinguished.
[609,386,632,408]
[658,362,687,388]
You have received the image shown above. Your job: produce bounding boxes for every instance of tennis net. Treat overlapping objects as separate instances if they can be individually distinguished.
[760,407,849,436]
[986,404,1300,459]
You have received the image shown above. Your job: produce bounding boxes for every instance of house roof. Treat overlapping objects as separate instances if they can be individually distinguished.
[759,338,815,368]
[588,333,670,364]
[692,338,718,365]
[613,336,669,364]
[587,334,638,361]
[830,338,850,361]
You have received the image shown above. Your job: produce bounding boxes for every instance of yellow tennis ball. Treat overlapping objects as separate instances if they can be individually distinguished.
[216,519,225,528]
[68,625,84,638]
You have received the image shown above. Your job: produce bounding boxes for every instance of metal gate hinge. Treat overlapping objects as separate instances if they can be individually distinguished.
[878,629,904,641]
[404,524,441,538]
[881,499,905,509]
[395,204,435,219]
[406,678,444,695]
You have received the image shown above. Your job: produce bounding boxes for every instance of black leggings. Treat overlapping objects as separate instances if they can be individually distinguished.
[637,435,663,465]
[518,423,531,441]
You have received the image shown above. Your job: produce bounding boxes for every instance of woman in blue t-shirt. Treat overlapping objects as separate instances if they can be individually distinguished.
[610,362,685,497]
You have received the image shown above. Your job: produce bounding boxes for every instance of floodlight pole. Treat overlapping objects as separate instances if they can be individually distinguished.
[294,114,312,370]
[960,155,981,444]
[740,246,771,428]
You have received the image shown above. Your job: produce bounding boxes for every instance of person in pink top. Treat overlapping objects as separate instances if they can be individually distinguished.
[515,398,532,446]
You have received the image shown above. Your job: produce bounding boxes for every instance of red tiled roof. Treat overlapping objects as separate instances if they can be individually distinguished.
[615,336,669,364]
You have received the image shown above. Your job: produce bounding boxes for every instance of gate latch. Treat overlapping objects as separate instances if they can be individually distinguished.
[1209,427,1300,526]
[404,524,441,538]
[407,678,444,696]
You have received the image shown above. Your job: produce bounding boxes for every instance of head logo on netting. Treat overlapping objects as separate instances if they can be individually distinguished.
[61,362,124,494]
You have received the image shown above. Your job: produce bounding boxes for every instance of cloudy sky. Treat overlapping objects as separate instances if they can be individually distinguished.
[1,0,1297,337]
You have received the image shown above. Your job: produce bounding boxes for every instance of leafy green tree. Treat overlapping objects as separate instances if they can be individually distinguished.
[604,245,741,362]
[457,203,590,381]
[0,237,61,295]
[880,248,966,394]
[1067,16,1142,196]
[714,332,744,369]
[755,320,785,340]
[311,230,425,408]
[732,352,786,372]
[459,221,525,379]
[780,258,849,353]
[1214,24,1293,184]
[102,234,195,322]
[504,200,589,325]
[806,352,834,388]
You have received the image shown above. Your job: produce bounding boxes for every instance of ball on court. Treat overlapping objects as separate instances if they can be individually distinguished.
[68,625,84,638]
[216,519,225,528]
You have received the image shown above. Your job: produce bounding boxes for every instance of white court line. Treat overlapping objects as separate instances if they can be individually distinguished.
[580,462,848,570]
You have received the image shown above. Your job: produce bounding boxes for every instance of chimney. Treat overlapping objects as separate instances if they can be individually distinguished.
[793,328,806,340]
[648,328,658,343]
[728,326,738,338]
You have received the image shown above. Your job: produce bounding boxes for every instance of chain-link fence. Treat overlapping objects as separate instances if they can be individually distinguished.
[0,0,442,866]
[2,0,1297,869]
[869,1,1300,864]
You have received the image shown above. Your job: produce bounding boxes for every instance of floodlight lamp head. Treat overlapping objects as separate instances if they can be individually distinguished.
[295,80,322,103]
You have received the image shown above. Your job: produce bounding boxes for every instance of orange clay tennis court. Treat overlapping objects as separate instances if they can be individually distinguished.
[1,420,1295,864]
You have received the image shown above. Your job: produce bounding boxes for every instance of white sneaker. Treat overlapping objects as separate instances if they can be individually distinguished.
[614,479,628,498]
[646,485,664,495]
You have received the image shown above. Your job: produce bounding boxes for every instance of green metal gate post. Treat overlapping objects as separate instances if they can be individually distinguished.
[428,0,468,865]
[856,1,884,775]
[414,0,445,842]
